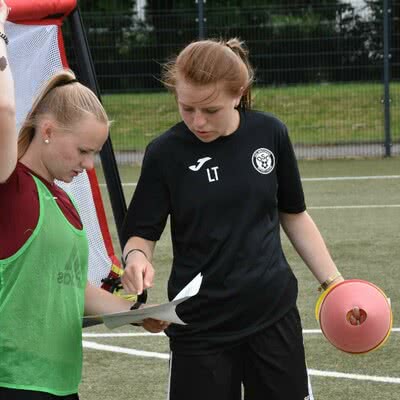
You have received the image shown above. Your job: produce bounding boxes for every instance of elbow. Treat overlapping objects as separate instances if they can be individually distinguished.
[279,210,307,233]
[0,160,17,183]
[0,101,18,183]
[0,98,16,117]
[0,146,18,183]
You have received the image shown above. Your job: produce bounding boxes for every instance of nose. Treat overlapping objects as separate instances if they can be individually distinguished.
[81,154,95,171]
[193,111,206,129]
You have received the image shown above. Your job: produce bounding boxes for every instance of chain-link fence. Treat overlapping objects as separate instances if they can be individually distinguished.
[65,1,400,161]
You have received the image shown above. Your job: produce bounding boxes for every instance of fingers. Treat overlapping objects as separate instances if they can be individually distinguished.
[121,258,154,295]
[0,1,10,20]
[349,306,366,326]
[121,266,143,295]
[143,266,155,290]
[349,314,359,326]
[349,306,360,326]
[141,318,170,333]
[352,306,360,320]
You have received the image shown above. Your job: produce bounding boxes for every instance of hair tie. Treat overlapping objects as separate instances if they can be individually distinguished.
[54,79,79,89]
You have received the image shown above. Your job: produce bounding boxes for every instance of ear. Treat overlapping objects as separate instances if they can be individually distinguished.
[235,87,245,107]
[39,119,54,143]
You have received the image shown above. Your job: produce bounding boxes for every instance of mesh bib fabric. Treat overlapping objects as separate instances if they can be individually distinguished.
[0,176,88,395]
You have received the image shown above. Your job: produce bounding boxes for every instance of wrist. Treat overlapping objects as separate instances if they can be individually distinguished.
[130,301,143,326]
[122,248,148,267]
[0,31,8,45]
[318,272,343,292]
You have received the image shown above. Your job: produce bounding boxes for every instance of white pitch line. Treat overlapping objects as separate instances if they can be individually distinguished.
[98,175,400,188]
[99,182,137,187]
[82,341,400,384]
[82,328,400,339]
[303,328,400,334]
[308,369,400,384]
[303,175,400,182]
[82,340,169,359]
[309,204,400,210]
[83,332,165,338]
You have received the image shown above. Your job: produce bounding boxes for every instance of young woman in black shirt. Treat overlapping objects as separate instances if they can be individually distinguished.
[121,38,362,400]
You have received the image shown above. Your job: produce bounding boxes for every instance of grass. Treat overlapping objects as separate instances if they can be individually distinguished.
[103,82,400,151]
[82,157,400,400]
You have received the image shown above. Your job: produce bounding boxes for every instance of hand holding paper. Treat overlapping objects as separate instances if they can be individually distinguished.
[83,273,203,329]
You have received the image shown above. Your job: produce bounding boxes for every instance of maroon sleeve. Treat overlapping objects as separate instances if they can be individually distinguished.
[0,165,40,259]
[0,163,83,259]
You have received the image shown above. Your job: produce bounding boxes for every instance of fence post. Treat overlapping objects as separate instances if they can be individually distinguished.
[383,0,392,157]
[196,0,206,39]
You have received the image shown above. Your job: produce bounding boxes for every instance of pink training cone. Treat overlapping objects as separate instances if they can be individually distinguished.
[315,279,393,354]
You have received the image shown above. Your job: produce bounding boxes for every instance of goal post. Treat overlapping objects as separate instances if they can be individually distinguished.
[6,0,126,291]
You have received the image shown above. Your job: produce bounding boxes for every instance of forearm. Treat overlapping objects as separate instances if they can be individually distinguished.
[84,282,133,316]
[121,236,156,295]
[280,211,342,284]
[84,283,170,334]
[0,19,17,182]
[0,22,13,102]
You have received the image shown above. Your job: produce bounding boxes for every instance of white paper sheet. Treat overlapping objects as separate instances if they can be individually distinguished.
[83,273,203,329]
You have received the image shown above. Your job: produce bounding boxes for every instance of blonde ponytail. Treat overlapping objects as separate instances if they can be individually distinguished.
[18,70,109,159]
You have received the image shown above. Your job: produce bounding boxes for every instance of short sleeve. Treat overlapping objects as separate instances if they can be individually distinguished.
[121,142,170,245]
[276,126,306,213]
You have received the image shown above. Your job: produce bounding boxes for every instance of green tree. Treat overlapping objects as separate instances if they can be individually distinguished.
[144,1,361,84]
[79,0,133,13]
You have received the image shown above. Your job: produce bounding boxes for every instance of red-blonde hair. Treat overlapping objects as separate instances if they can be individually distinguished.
[162,38,254,109]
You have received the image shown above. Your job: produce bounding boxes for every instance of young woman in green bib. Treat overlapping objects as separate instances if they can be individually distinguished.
[0,2,168,399]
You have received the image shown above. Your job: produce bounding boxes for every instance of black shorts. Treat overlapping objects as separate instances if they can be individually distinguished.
[168,307,312,400]
[0,387,79,400]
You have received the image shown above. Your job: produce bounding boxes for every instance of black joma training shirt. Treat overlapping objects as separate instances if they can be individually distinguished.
[122,110,306,354]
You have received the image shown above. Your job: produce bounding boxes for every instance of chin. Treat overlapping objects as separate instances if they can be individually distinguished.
[196,135,216,143]
[58,176,73,184]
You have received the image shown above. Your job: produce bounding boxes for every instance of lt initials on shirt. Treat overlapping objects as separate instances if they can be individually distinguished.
[207,166,219,182]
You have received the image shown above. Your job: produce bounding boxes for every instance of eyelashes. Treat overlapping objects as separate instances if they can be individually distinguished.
[182,108,219,114]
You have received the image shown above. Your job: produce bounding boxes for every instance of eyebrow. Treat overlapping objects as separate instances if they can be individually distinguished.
[82,146,102,153]
[179,102,222,110]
